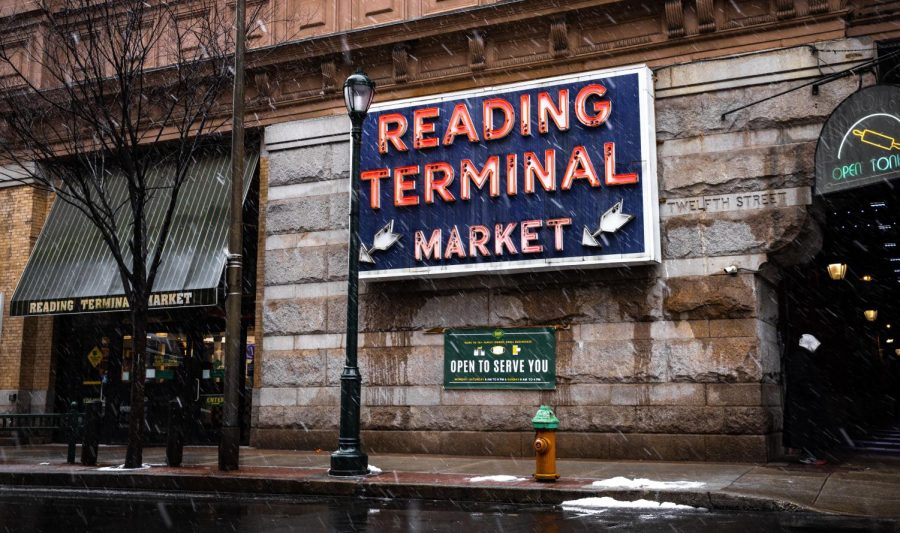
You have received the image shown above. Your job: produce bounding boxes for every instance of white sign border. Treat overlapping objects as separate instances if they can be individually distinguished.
[360,64,659,281]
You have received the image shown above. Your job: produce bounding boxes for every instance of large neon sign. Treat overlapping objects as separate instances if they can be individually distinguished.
[358,66,659,279]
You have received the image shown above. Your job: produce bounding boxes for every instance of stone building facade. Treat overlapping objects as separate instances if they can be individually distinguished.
[249,1,898,462]
[1,0,898,461]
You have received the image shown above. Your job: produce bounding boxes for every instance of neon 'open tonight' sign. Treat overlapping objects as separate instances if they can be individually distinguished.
[357,65,660,279]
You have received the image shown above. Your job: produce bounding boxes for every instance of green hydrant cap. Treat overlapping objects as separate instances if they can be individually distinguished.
[532,405,559,430]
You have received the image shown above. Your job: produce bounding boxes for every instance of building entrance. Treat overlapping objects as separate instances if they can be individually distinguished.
[780,181,900,455]
[53,310,255,445]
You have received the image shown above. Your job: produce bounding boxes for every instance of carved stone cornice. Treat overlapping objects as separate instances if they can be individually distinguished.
[392,42,411,84]
[808,0,829,14]
[696,0,716,33]
[830,0,849,10]
[665,0,685,38]
[320,58,336,95]
[252,71,275,106]
[235,0,872,124]
[468,30,486,70]
[775,0,796,20]
[549,16,568,58]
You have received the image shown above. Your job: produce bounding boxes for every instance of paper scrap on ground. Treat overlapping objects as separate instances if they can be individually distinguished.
[562,497,700,511]
[468,475,527,483]
[368,465,383,475]
[591,477,705,490]
[97,463,152,471]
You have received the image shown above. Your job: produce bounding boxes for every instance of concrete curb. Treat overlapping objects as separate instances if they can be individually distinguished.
[0,468,828,515]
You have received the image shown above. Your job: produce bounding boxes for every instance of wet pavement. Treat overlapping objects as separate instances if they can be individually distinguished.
[1,491,899,532]
[2,445,900,519]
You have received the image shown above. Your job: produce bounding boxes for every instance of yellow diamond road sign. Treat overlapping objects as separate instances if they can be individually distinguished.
[87,347,103,368]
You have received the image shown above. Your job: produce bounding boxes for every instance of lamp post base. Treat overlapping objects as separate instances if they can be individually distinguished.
[329,448,369,476]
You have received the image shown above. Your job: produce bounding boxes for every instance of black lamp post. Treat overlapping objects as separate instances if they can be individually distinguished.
[330,70,375,477]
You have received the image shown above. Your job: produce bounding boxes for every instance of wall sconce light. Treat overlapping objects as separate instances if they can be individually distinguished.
[827,263,847,280]
[861,274,873,282]
[896,348,900,356]
[864,309,878,321]
[887,338,895,344]
[888,324,893,330]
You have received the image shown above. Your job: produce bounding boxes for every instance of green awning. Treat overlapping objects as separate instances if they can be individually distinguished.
[10,151,258,316]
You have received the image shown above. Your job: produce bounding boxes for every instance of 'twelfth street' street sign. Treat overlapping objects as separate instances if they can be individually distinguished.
[444,327,556,390]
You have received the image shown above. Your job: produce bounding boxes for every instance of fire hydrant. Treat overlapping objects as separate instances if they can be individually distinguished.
[532,405,560,482]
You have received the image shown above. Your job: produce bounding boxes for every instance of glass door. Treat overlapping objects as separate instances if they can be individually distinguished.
[121,332,188,443]
[187,333,226,443]
[53,311,253,446]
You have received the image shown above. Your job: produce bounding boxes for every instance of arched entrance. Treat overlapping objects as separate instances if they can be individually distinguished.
[780,181,900,455]
[779,84,900,458]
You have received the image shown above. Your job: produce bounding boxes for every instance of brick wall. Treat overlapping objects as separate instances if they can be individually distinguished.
[0,183,54,413]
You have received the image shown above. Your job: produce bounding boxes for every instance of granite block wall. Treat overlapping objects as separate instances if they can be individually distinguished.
[251,39,871,461]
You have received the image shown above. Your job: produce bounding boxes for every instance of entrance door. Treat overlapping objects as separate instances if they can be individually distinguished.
[121,332,193,444]
[185,330,255,444]
[186,333,227,444]
[118,329,234,445]
[52,311,253,446]
[780,182,900,453]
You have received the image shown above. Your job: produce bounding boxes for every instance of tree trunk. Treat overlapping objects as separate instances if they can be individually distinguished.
[125,208,148,469]
[124,298,148,468]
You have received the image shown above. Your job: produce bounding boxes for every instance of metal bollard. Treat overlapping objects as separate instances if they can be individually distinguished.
[166,398,184,467]
[80,400,102,466]
[66,401,78,464]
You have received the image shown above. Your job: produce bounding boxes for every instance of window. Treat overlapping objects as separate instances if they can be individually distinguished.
[877,40,900,84]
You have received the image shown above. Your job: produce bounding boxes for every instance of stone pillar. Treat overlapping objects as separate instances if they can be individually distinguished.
[252,115,352,449]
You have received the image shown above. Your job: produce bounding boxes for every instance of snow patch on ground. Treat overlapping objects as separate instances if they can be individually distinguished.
[591,477,706,490]
[467,475,527,483]
[367,465,383,475]
[562,497,701,512]
[97,463,152,471]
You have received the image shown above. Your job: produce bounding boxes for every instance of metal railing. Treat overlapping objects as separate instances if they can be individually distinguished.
[0,403,84,463]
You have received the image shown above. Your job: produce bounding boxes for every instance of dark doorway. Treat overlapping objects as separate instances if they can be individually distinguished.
[52,309,257,445]
[780,181,900,454]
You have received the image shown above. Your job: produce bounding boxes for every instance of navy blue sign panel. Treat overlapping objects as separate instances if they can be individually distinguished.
[357,66,659,279]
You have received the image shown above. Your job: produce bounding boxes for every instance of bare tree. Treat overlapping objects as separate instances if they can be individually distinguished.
[0,0,254,468]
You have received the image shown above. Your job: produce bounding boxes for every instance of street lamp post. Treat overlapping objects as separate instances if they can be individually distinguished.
[330,70,376,477]
[219,0,246,471]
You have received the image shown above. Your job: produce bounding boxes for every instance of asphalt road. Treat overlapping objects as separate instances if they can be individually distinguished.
[1,491,899,533]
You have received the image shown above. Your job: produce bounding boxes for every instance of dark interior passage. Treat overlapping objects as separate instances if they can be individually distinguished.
[780,181,900,455]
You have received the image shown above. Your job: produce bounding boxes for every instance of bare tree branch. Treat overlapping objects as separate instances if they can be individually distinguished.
[0,0,267,468]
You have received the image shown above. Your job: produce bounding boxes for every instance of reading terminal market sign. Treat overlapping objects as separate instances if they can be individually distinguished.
[356,66,660,280]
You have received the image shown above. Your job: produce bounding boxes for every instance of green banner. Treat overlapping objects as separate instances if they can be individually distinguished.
[444,327,556,389]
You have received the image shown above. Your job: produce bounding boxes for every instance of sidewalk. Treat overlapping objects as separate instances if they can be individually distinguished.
[1,445,900,517]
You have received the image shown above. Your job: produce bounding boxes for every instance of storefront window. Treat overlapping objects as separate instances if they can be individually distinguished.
[122,333,189,382]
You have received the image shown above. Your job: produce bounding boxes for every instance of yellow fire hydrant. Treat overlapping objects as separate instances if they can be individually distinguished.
[532,405,560,482]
